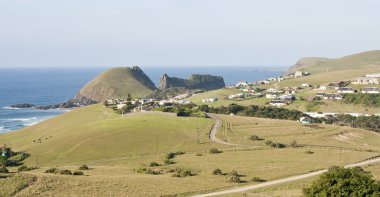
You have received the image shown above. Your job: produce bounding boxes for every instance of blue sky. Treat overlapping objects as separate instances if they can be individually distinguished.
[0,0,379,68]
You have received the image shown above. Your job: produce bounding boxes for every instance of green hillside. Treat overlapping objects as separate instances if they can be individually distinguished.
[294,50,380,74]
[77,66,157,102]
[0,104,213,166]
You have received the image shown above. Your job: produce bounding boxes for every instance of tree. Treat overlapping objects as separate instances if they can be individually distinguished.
[127,93,132,102]
[303,166,380,196]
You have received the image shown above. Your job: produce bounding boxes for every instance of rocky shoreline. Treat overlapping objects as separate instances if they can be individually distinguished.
[9,96,97,110]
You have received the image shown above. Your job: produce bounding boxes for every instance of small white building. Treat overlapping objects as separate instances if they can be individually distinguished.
[117,103,126,109]
[337,87,356,94]
[266,93,278,99]
[352,77,379,85]
[236,81,249,87]
[362,87,380,94]
[177,100,191,104]
[301,83,311,88]
[202,98,217,103]
[269,100,287,107]
[366,73,380,78]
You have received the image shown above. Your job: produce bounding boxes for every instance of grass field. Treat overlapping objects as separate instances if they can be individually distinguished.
[2,106,380,196]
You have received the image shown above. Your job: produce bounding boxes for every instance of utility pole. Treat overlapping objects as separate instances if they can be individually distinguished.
[196,128,200,144]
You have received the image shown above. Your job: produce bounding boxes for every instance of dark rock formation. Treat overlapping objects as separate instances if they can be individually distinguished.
[158,74,225,90]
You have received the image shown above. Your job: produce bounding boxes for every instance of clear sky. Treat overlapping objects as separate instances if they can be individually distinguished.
[0,0,379,68]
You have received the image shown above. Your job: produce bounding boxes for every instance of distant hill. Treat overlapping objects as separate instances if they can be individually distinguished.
[159,74,225,90]
[76,66,156,102]
[288,50,380,74]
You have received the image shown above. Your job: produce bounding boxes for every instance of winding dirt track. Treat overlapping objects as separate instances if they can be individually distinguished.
[195,114,380,196]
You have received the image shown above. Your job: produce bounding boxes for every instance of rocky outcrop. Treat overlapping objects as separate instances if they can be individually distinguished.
[159,74,225,90]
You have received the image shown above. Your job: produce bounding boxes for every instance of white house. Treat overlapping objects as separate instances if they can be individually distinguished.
[352,77,379,85]
[278,94,295,101]
[236,81,249,87]
[366,73,380,78]
[337,87,356,94]
[117,103,126,109]
[269,100,287,107]
[300,117,312,124]
[267,88,283,93]
[228,93,244,99]
[318,85,327,90]
[202,98,217,103]
[177,100,191,104]
[362,87,380,94]
[323,93,343,100]
[266,93,278,99]
[301,83,311,87]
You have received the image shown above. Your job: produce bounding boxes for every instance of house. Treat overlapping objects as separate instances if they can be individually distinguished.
[352,77,379,85]
[300,116,313,124]
[318,85,327,90]
[117,103,126,109]
[337,87,356,94]
[316,92,326,98]
[267,88,283,93]
[323,93,343,100]
[228,93,244,99]
[269,100,287,107]
[301,83,311,88]
[257,80,270,85]
[294,71,310,78]
[177,100,191,104]
[268,77,277,82]
[362,87,380,94]
[278,94,295,101]
[266,93,278,99]
[366,73,380,78]
[235,81,249,87]
[202,98,217,103]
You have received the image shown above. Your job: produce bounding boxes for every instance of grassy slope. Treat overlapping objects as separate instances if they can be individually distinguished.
[3,110,380,196]
[0,104,214,166]
[78,67,156,101]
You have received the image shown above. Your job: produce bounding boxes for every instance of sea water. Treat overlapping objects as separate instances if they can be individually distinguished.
[0,67,283,133]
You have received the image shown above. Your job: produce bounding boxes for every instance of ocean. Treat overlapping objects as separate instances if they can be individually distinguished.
[0,67,283,133]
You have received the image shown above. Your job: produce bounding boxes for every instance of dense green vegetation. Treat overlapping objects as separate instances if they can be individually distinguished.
[303,166,380,196]
[343,93,380,108]
[321,114,380,132]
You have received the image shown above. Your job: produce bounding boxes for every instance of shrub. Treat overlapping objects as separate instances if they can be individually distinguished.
[59,169,72,175]
[274,143,286,148]
[303,166,380,196]
[73,171,84,176]
[265,140,273,146]
[195,153,202,156]
[305,150,314,154]
[164,152,176,160]
[174,151,185,155]
[289,140,298,148]
[163,158,174,165]
[251,177,266,182]
[212,168,223,175]
[17,165,38,172]
[227,172,240,183]
[248,135,262,141]
[149,162,160,167]
[172,168,194,177]
[78,164,89,170]
[45,168,59,174]
[0,167,9,173]
[208,148,222,154]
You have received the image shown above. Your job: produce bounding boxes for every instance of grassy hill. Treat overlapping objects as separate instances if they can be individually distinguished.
[77,66,157,102]
[2,108,380,196]
[0,104,214,166]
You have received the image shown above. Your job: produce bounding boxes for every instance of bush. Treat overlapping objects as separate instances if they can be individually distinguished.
[78,164,89,170]
[73,171,84,176]
[149,162,160,167]
[195,153,202,156]
[248,135,262,141]
[208,148,222,154]
[45,168,59,174]
[59,169,72,175]
[172,168,194,177]
[17,165,38,172]
[163,158,174,165]
[305,150,314,154]
[164,152,176,160]
[0,167,9,173]
[303,166,380,196]
[251,177,266,182]
[212,168,223,175]
[265,140,273,146]
[289,140,298,148]
[274,143,286,148]
[227,172,240,183]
